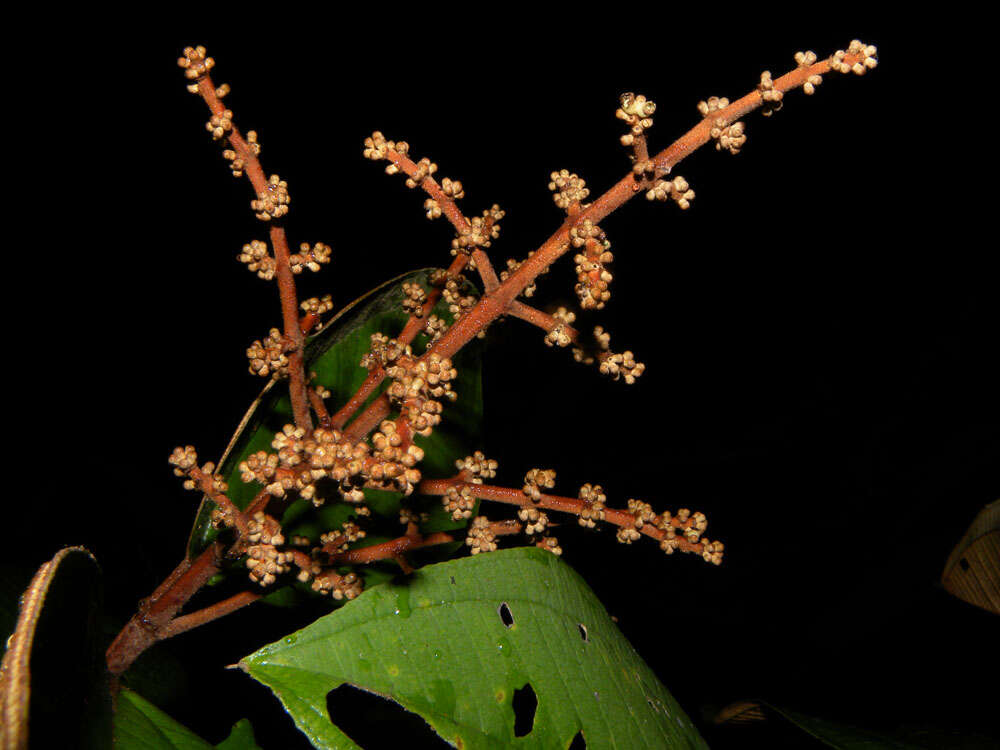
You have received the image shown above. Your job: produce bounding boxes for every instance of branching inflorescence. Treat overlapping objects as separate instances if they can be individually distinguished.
[106,41,877,676]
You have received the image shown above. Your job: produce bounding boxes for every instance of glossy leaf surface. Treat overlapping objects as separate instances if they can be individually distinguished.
[243,547,707,749]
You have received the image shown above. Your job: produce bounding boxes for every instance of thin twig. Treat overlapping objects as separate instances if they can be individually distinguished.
[193,76,312,431]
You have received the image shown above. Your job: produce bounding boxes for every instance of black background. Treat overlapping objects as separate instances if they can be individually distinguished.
[9,20,998,748]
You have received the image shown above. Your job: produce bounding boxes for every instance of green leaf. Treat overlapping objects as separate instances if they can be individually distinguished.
[113,689,261,749]
[113,689,212,749]
[0,546,110,749]
[215,719,263,749]
[187,268,484,564]
[242,547,708,749]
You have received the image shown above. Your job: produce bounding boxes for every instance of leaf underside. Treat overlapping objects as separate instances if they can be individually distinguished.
[242,547,708,749]
[113,688,261,749]
[0,546,109,749]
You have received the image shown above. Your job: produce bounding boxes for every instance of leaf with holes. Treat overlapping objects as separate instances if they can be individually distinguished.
[242,547,707,749]
[184,269,483,594]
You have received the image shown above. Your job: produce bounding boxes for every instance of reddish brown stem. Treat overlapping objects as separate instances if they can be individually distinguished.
[106,543,224,675]
[418,478,705,551]
[194,76,312,431]
[343,53,863,441]
[329,254,468,430]
[331,531,457,564]
[506,301,580,343]
[160,591,261,639]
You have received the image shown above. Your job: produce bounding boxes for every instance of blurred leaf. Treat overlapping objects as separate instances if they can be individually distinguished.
[113,689,211,750]
[185,269,484,600]
[713,701,996,749]
[113,689,261,749]
[242,547,707,749]
[215,719,262,749]
[0,547,110,749]
[0,563,35,646]
[941,499,999,615]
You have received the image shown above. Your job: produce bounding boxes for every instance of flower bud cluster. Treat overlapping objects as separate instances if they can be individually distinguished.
[536,537,562,556]
[362,131,409,163]
[206,109,233,141]
[247,511,284,545]
[758,72,783,116]
[223,131,259,177]
[573,230,614,310]
[616,92,656,147]
[238,239,276,280]
[312,571,363,600]
[246,543,291,587]
[290,242,331,274]
[440,177,464,199]
[442,277,478,321]
[466,516,498,555]
[616,499,656,544]
[696,96,729,117]
[455,451,498,483]
[794,51,824,95]
[452,205,504,254]
[370,421,424,495]
[710,119,746,155]
[361,333,410,371]
[385,354,458,437]
[830,40,877,75]
[401,282,427,317]
[593,327,645,384]
[444,484,476,520]
[548,170,589,210]
[246,328,289,377]
[423,314,448,345]
[424,199,442,220]
[405,157,438,188]
[320,521,366,553]
[578,483,607,528]
[523,469,556,502]
[646,175,694,209]
[300,294,334,317]
[518,507,549,535]
[177,46,214,83]
[251,174,290,221]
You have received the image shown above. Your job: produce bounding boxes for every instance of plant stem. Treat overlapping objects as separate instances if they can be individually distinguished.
[194,76,312,431]
[106,543,224,676]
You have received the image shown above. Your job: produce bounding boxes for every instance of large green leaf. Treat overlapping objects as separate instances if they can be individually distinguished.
[242,547,707,749]
[113,688,261,749]
[186,268,484,570]
[0,546,110,749]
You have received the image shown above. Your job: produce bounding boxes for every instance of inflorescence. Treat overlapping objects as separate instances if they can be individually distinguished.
[168,39,878,598]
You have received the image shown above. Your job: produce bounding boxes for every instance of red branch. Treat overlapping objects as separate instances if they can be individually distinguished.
[418,478,709,553]
[194,76,312,431]
[344,52,864,441]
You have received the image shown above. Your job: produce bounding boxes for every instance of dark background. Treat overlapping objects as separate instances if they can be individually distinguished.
[9,21,997,748]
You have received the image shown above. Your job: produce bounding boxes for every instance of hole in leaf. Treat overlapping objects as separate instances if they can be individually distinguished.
[512,683,537,737]
[578,623,588,642]
[450,576,456,584]
[498,602,514,628]
[327,685,450,748]
[568,729,586,748]
[959,557,970,571]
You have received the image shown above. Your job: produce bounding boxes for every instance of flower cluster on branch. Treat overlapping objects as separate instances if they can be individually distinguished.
[105,42,881,674]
